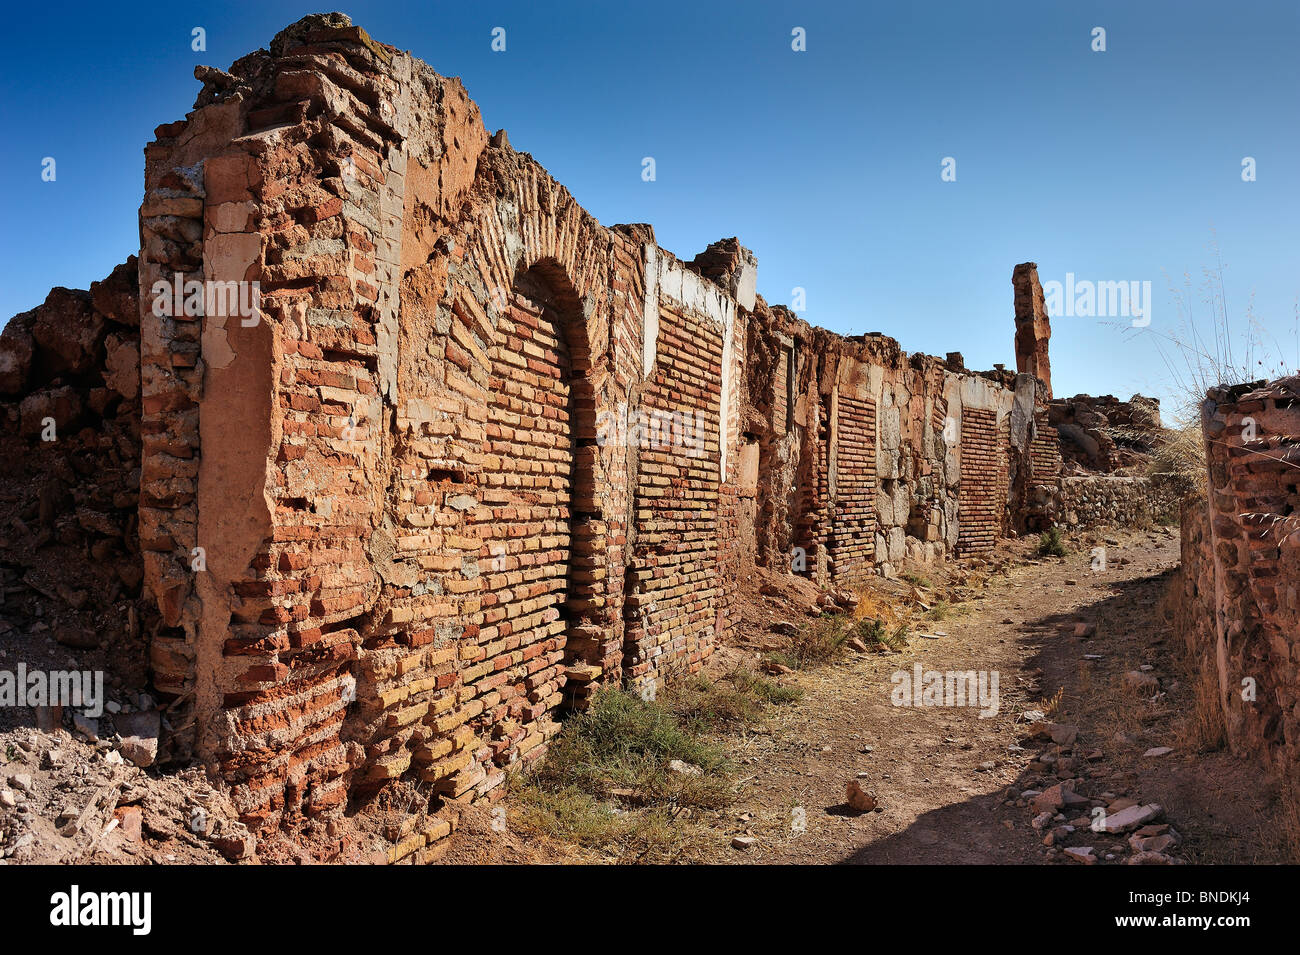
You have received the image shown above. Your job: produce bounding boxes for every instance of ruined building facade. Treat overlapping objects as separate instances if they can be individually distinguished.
[1172,378,1300,789]
[2,15,1165,848]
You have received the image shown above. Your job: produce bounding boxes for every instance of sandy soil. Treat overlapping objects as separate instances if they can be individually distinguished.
[445,526,1296,865]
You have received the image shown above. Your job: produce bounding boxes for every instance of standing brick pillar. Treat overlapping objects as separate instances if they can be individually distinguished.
[1013,262,1052,398]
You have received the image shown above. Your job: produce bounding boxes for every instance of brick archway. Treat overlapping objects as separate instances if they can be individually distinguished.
[501,261,610,711]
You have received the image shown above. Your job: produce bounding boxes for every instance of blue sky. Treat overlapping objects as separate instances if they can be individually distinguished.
[2,0,1297,415]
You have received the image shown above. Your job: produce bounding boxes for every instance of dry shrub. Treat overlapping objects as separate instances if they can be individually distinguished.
[1178,652,1227,753]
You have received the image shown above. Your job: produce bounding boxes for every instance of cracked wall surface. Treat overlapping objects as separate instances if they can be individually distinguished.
[4,15,1096,850]
[1173,377,1300,795]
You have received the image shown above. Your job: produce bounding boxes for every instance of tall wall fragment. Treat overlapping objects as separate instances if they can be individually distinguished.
[2,15,1078,851]
[1013,262,1052,397]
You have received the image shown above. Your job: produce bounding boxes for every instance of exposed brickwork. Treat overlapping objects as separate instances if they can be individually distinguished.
[829,393,877,582]
[956,407,1005,557]
[1174,376,1300,796]
[2,15,1077,853]
[625,302,726,692]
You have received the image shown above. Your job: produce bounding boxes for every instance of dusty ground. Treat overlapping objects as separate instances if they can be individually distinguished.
[445,525,1297,865]
[5,524,1292,865]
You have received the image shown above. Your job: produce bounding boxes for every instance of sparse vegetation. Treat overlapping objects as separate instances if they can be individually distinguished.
[512,667,801,861]
[1036,527,1068,558]
[1143,237,1298,413]
[1178,652,1228,753]
[669,667,802,731]
[856,617,910,651]
[765,614,856,670]
[1147,415,1207,482]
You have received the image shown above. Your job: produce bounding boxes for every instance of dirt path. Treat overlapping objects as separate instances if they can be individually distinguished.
[445,525,1294,865]
[696,526,1290,864]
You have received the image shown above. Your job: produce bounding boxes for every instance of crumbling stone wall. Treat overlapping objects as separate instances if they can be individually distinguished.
[1058,474,1185,530]
[1052,393,1163,474]
[739,310,1064,585]
[4,15,1079,849]
[0,261,152,700]
[1173,377,1300,791]
[1013,262,1052,397]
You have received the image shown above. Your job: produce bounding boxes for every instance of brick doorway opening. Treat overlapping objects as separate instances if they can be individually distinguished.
[503,264,608,715]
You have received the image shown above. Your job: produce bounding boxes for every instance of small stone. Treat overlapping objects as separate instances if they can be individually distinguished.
[731,835,757,850]
[667,759,702,777]
[846,780,878,812]
[1143,746,1173,758]
[115,710,160,768]
[1129,850,1175,865]
[73,714,99,741]
[1101,803,1163,834]
[211,828,256,861]
[116,807,143,842]
[8,773,32,793]
[1031,783,1071,814]
[1124,671,1159,691]
[1048,723,1078,746]
[1063,846,1097,865]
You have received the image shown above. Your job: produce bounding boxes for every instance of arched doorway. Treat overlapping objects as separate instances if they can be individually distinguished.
[481,262,607,725]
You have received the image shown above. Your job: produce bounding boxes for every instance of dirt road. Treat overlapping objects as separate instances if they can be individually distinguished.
[443,526,1294,865]
[695,527,1291,864]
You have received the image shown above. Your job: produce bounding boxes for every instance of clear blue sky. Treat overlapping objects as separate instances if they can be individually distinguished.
[2,0,1297,416]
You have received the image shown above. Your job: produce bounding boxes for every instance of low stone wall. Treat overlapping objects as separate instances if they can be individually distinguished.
[1168,493,1216,665]
[1059,473,1186,530]
[1170,377,1300,797]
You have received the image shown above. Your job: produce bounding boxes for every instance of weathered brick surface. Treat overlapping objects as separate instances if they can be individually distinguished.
[955,407,1006,557]
[829,394,877,582]
[0,14,1064,841]
[1174,376,1300,794]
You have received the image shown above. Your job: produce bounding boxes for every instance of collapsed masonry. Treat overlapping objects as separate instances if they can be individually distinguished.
[0,14,1180,846]
[1172,378,1300,790]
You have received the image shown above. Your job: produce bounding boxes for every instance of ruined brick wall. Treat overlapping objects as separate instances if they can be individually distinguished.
[0,261,152,702]
[120,15,760,839]
[1173,378,1300,791]
[624,248,737,693]
[1168,491,1216,670]
[955,407,1004,557]
[1,14,1077,849]
[740,317,1029,582]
